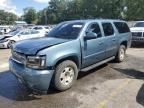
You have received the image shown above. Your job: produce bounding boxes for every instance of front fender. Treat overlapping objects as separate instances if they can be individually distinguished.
[37,39,81,68]
[53,53,80,68]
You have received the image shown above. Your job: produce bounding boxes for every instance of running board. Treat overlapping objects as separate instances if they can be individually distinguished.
[81,56,115,72]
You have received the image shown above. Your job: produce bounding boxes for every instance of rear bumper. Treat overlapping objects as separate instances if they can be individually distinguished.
[9,58,54,93]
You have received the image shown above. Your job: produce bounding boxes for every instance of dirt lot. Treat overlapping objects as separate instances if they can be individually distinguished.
[0,47,144,108]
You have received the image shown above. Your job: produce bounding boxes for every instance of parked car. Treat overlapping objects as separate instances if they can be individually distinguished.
[0,29,45,48]
[0,26,11,35]
[33,26,52,33]
[9,19,131,93]
[130,21,144,44]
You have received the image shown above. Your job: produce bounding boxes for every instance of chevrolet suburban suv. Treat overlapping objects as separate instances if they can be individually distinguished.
[9,19,131,93]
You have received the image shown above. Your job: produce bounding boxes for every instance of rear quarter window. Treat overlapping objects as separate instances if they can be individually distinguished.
[114,22,130,33]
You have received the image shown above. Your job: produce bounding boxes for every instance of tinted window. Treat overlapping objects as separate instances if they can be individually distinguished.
[47,22,84,39]
[20,30,30,35]
[134,22,144,27]
[33,27,43,30]
[87,23,102,38]
[31,30,39,34]
[114,22,130,33]
[45,27,50,29]
[102,23,114,36]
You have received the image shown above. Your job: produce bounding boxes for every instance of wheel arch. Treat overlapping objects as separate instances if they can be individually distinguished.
[54,55,80,70]
[7,40,16,48]
[120,41,128,48]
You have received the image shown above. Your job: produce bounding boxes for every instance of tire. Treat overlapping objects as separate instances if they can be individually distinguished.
[52,60,78,91]
[7,40,15,48]
[115,45,126,62]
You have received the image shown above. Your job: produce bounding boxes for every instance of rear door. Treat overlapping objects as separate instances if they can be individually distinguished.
[102,22,117,58]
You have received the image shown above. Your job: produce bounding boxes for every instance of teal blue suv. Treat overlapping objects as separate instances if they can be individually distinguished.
[9,19,132,93]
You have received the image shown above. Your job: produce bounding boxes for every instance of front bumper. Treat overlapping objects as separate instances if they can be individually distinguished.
[0,41,9,48]
[9,58,54,93]
[132,37,144,43]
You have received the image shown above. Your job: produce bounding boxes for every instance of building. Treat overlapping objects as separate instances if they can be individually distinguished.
[14,21,27,26]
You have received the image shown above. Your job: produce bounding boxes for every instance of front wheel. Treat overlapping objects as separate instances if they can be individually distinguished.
[52,60,78,91]
[115,45,126,62]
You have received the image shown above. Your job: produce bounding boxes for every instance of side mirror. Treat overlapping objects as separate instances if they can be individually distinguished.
[84,32,97,40]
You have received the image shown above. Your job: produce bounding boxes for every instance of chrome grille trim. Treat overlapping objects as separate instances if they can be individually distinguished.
[132,32,143,37]
[12,51,26,65]
[11,57,23,64]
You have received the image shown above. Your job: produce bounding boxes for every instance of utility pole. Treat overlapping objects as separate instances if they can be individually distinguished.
[44,10,47,25]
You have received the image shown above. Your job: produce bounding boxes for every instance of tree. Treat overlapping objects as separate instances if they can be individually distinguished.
[0,10,18,25]
[24,0,144,25]
[124,0,144,20]
[23,7,37,24]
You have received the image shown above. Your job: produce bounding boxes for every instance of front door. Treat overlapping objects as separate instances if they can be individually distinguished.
[82,22,106,68]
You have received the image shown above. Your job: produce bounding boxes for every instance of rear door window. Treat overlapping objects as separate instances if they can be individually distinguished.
[102,23,114,36]
[114,22,130,33]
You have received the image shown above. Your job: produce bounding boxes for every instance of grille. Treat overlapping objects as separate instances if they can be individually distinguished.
[132,32,143,37]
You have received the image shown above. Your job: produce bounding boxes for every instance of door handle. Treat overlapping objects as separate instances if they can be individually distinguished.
[112,39,116,41]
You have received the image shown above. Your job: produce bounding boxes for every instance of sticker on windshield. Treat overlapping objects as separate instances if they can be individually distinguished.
[72,25,83,28]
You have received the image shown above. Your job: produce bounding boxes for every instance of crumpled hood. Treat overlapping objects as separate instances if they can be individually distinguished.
[13,37,70,55]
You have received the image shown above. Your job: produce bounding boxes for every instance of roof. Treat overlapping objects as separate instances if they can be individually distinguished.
[63,19,125,24]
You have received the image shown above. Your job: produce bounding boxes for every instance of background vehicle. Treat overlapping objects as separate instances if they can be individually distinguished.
[0,29,45,48]
[0,26,11,35]
[32,26,52,33]
[10,19,131,93]
[130,21,144,44]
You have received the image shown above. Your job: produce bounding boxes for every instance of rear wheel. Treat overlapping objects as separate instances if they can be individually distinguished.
[8,40,15,48]
[53,60,78,91]
[115,45,126,62]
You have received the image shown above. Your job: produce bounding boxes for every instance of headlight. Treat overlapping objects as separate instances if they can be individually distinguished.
[26,55,46,69]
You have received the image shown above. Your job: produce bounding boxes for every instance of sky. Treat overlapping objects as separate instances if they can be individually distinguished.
[0,0,50,16]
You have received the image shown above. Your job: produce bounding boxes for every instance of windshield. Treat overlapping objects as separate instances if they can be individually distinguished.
[9,30,19,36]
[47,22,84,39]
[134,22,144,27]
